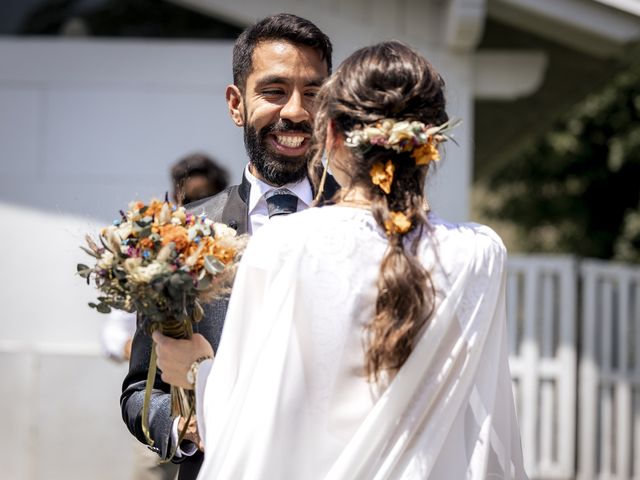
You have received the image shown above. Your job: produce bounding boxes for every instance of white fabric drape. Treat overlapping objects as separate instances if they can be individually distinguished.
[195,206,527,479]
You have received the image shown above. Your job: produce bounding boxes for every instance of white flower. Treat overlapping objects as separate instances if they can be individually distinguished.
[185,245,203,268]
[156,244,174,263]
[97,251,115,270]
[172,207,186,225]
[158,203,172,225]
[127,261,170,283]
[123,257,142,274]
[117,221,133,239]
[187,225,199,241]
[104,226,122,254]
[213,223,237,239]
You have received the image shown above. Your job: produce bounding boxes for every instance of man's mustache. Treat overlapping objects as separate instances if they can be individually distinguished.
[261,119,312,136]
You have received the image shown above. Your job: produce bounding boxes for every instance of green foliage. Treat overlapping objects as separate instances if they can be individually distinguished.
[483,62,640,261]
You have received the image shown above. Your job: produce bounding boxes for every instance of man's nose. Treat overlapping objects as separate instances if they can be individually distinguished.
[280,91,309,124]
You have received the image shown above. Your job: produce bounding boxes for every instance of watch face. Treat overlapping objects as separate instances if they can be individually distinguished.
[187,364,197,386]
[187,356,211,387]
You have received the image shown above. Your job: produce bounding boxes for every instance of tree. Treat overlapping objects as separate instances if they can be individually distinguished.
[482,62,640,262]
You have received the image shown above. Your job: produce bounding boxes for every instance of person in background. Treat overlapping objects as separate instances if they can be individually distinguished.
[171,153,229,207]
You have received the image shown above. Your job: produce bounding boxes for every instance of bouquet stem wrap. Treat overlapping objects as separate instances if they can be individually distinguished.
[142,315,196,458]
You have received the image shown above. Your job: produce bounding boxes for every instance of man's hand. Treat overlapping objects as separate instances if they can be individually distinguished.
[152,332,214,389]
[178,414,204,452]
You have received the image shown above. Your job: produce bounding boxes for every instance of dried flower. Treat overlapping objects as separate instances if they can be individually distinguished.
[345,118,459,158]
[412,142,440,165]
[384,211,412,236]
[370,160,395,194]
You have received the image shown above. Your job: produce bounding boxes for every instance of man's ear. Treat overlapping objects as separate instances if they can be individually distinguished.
[226,85,244,127]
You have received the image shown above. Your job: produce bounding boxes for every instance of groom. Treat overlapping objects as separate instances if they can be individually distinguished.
[120,13,336,480]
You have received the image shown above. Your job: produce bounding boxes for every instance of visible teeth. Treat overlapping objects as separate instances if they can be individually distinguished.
[276,135,304,148]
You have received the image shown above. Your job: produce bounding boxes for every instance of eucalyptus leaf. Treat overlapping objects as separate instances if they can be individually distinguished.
[77,263,91,278]
[196,275,212,291]
[204,255,225,274]
[96,303,112,314]
[138,227,152,238]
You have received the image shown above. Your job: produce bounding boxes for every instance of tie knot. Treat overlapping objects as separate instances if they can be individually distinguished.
[265,188,299,218]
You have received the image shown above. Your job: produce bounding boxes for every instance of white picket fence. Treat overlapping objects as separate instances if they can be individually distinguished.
[578,260,640,480]
[507,255,640,480]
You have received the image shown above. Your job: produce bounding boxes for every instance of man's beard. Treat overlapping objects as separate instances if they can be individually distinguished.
[244,119,312,186]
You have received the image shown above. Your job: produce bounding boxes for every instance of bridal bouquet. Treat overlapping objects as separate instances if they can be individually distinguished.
[78,198,246,450]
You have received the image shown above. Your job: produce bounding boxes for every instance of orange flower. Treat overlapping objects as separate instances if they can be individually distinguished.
[370,160,395,194]
[183,237,214,271]
[384,211,412,236]
[213,242,236,264]
[145,199,165,217]
[159,225,189,252]
[412,141,440,166]
[138,237,155,251]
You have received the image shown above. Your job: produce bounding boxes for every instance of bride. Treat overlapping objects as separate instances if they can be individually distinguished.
[153,41,528,479]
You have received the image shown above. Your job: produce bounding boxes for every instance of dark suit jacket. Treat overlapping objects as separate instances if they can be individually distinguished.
[120,172,339,480]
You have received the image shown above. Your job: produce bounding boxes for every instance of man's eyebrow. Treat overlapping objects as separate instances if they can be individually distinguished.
[305,77,325,88]
[255,75,326,88]
[255,75,287,87]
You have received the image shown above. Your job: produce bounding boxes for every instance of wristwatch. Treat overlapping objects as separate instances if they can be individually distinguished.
[186,356,213,388]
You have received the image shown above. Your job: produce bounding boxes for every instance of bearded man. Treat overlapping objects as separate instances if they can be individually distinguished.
[120,13,337,480]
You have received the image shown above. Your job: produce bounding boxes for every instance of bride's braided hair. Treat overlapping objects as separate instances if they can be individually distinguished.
[309,41,448,381]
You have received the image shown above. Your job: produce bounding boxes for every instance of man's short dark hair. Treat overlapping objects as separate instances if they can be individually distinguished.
[171,153,229,201]
[232,13,332,92]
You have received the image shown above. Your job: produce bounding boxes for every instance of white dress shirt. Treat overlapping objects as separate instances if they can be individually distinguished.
[244,164,313,233]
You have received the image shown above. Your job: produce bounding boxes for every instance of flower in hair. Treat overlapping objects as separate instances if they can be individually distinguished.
[345,118,460,165]
[370,160,395,194]
[384,211,412,236]
[412,142,440,165]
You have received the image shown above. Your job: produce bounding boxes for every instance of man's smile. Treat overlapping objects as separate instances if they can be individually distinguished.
[268,132,311,156]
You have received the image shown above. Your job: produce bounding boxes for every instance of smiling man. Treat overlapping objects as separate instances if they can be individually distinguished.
[120,13,337,480]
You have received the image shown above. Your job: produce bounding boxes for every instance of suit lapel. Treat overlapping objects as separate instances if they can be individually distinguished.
[221,173,250,235]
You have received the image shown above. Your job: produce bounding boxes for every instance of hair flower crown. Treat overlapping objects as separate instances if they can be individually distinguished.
[345,118,460,157]
[344,117,460,236]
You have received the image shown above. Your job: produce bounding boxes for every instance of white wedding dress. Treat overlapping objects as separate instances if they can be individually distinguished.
[194,206,527,479]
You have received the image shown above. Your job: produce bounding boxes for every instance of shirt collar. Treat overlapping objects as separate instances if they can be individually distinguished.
[244,164,313,213]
